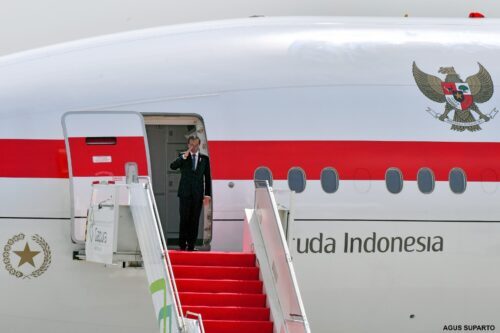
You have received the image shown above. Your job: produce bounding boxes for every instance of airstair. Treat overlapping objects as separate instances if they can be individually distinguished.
[83,173,310,333]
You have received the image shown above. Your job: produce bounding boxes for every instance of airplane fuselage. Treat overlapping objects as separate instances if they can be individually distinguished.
[1,17,500,332]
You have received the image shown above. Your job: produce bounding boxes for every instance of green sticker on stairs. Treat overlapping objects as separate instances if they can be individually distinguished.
[150,278,172,333]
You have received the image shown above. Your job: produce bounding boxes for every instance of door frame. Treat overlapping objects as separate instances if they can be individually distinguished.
[62,110,152,243]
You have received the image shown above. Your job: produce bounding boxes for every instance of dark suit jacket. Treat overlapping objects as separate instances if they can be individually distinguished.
[170,153,212,198]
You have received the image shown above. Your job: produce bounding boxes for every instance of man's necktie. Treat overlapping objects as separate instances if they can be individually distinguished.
[191,155,196,171]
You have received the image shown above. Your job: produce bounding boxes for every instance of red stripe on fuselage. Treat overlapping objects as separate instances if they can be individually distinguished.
[0,139,68,178]
[68,137,148,177]
[0,139,499,181]
[209,141,500,181]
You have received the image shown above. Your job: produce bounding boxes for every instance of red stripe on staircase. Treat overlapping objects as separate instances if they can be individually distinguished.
[169,251,256,267]
[173,265,260,280]
[203,320,273,333]
[169,251,273,333]
[178,292,267,307]
[176,278,263,294]
[183,306,270,321]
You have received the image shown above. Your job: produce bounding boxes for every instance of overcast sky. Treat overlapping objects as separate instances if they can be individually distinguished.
[1,0,498,55]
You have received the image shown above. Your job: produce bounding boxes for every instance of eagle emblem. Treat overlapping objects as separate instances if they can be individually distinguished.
[413,62,497,131]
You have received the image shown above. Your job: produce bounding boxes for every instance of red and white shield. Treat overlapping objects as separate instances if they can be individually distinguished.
[441,82,473,110]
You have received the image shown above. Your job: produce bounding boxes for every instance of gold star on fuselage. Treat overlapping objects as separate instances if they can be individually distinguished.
[13,243,40,268]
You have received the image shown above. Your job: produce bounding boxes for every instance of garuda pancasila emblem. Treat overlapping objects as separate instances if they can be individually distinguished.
[413,62,497,132]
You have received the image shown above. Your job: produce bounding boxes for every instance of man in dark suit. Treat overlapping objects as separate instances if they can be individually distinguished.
[170,136,211,251]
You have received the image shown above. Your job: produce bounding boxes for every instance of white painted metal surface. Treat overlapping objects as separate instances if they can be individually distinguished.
[86,184,119,264]
[289,218,500,332]
[1,17,500,333]
[0,219,158,333]
[129,180,186,333]
[245,181,310,333]
[62,111,150,243]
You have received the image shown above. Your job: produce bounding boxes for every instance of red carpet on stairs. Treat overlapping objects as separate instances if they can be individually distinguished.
[169,251,274,333]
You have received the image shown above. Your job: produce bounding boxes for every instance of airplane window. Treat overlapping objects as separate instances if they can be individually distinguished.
[321,167,339,193]
[417,168,435,194]
[385,168,403,194]
[254,167,273,186]
[288,167,306,193]
[449,168,467,194]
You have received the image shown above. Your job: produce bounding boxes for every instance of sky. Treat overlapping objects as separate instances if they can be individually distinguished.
[0,0,498,55]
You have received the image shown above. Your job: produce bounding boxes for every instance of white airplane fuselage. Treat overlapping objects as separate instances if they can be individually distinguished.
[1,17,500,333]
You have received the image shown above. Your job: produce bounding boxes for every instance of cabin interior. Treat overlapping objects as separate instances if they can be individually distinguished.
[144,115,211,249]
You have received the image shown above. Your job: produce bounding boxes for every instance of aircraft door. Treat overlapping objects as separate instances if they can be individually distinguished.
[62,111,151,243]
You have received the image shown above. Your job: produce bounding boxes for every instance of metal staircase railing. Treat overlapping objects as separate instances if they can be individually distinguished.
[245,180,311,333]
[143,178,187,332]
[129,178,187,332]
[85,175,205,333]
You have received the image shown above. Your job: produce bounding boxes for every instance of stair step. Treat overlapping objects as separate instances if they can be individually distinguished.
[172,251,272,332]
[173,265,260,280]
[183,306,270,321]
[179,292,267,307]
[203,320,273,333]
[176,278,263,294]
[169,251,256,267]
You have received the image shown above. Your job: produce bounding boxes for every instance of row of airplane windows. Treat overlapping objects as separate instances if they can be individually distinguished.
[254,167,468,194]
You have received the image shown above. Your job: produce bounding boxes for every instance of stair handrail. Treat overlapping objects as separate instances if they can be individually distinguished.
[88,175,197,332]
[141,177,188,332]
[145,179,206,333]
[185,311,206,333]
[253,180,311,333]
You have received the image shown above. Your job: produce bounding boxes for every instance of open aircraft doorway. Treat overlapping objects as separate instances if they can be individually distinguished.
[144,115,212,250]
